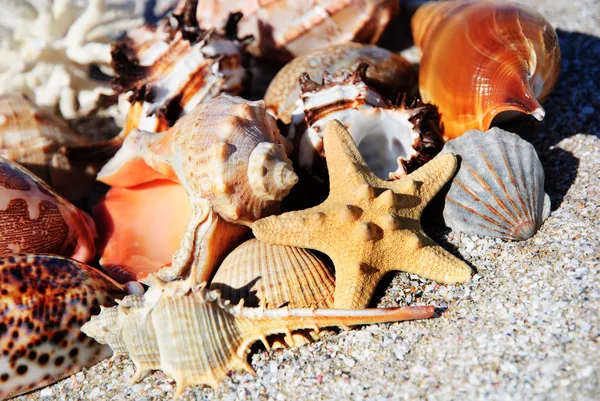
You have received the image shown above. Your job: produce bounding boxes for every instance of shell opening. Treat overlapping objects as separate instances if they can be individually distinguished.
[247,142,298,201]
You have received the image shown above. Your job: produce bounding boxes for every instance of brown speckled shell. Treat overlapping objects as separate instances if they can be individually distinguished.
[0,254,124,400]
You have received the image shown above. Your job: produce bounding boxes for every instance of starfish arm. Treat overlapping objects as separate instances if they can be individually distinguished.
[332,259,388,309]
[404,240,473,284]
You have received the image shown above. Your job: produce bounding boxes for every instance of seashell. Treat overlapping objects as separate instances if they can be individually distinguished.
[183,0,399,62]
[96,95,295,285]
[0,157,96,263]
[0,254,124,400]
[289,64,442,180]
[81,281,435,396]
[412,0,561,140]
[264,43,418,124]
[112,7,249,138]
[441,127,551,241]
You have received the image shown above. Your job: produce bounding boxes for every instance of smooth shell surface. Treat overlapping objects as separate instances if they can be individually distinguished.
[0,254,124,400]
[441,127,551,241]
[82,282,435,396]
[264,43,417,124]
[0,158,96,263]
[412,0,561,140]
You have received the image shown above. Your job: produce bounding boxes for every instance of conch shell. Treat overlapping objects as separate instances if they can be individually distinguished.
[265,43,417,124]
[0,254,124,400]
[412,0,561,140]
[184,0,399,62]
[0,157,96,263]
[82,281,434,396]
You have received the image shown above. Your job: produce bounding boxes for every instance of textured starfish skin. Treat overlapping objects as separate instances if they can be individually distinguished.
[252,120,472,309]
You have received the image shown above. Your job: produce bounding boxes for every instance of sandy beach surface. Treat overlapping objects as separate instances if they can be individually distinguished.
[16,0,600,400]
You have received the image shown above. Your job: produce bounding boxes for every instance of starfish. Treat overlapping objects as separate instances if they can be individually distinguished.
[252,120,473,309]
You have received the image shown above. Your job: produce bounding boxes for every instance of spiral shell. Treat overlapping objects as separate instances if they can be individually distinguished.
[82,282,434,396]
[0,157,96,262]
[264,43,417,124]
[0,254,124,400]
[412,0,561,140]
[441,127,551,241]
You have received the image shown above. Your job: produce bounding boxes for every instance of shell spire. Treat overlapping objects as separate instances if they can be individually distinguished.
[247,142,298,201]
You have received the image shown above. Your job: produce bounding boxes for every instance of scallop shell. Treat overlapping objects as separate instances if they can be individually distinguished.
[264,43,417,124]
[441,127,551,241]
[184,0,399,62]
[0,157,96,262]
[289,64,442,180]
[412,0,561,140]
[82,281,434,396]
[0,254,124,400]
[112,8,248,138]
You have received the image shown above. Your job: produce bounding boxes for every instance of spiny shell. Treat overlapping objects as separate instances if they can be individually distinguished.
[82,282,434,396]
[264,43,417,124]
[441,127,551,241]
[184,0,399,62]
[0,254,124,400]
[211,238,335,309]
[0,158,96,262]
[412,0,561,140]
[112,7,248,138]
[290,64,442,179]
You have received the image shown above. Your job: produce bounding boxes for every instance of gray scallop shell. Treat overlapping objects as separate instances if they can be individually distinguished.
[441,127,551,241]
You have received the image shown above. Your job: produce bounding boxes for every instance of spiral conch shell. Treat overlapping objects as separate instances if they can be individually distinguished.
[412,0,561,140]
[0,157,96,262]
[82,282,434,396]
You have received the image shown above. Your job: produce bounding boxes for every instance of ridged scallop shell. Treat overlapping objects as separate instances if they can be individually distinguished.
[264,43,417,124]
[412,0,561,140]
[211,239,335,309]
[290,64,442,179]
[0,157,96,262]
[441,127,551,241]
[0,254,124,400]
[184,0,399,62]
[113,7,248,138]
[82,282,434,396]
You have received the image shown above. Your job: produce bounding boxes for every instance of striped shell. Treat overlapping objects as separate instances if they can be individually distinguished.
[211,238,335,309]
[185,0,399,62]
[81,282,434,396]
[412,0,561,140]
[0,254,124,400]
[441,127,551,241]
[113,8,248,138]
[264,43,417,124]
[290,64,442,179]
[0,158,96,263]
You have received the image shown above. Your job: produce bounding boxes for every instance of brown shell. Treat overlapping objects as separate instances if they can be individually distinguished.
[0,158,96,263]
[265,43,417,124]
[0,254,124,400]
[412,0,561,140]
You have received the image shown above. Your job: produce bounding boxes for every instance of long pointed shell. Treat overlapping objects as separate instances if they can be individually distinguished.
[441,127,551,241]
[82,283,434,395]
[0,158,96,262]
[412,0,561,140]
[264,43,417,124]
[0,254,124,400]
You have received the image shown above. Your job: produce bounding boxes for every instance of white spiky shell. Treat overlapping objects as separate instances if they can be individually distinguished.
[441,127,551,241]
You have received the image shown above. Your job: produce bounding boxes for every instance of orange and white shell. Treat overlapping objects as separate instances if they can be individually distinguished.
[412,0,561,140]
[113,7,248,138]
[264,42,417,124]
[0,157,96,263]
[183,0,399,62]
[82,281,435,396]
[289,64,442,180]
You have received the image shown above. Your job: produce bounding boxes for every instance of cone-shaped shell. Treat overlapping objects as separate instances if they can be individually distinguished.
[211,239,335,309]
[0,158,96,262]
[441,127,551,241]
[82,282,434,395]
[265,43,417,124]
[412,0,561,140]
[0,254,124,400]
